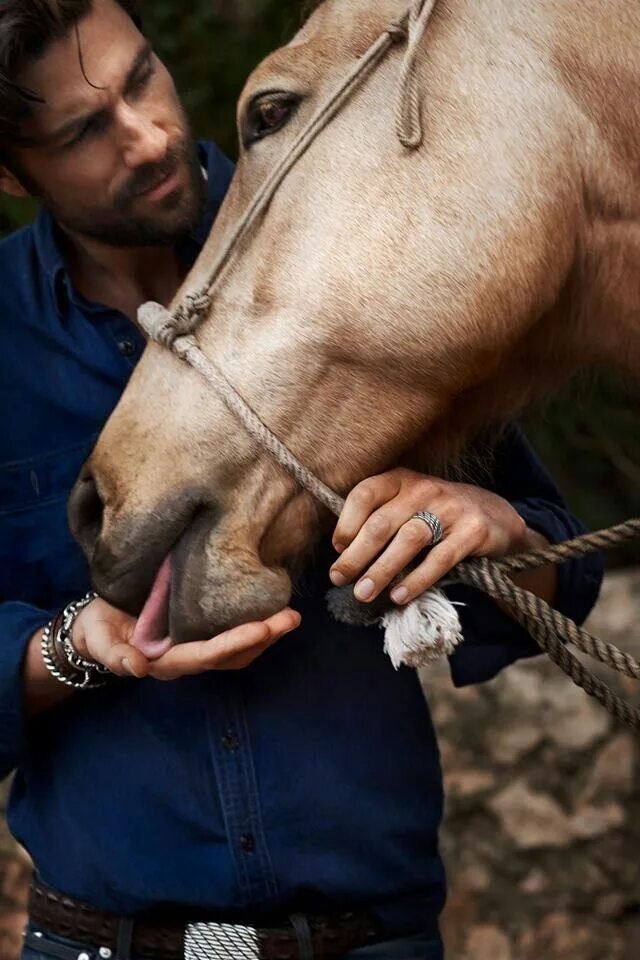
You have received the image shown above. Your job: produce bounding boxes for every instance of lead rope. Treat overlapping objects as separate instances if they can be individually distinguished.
[137,4,640,729]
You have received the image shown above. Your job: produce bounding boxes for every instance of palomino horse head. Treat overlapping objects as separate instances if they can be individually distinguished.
[69,0,640,644]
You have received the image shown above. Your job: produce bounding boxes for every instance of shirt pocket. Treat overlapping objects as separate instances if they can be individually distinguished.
[0,438,97,609]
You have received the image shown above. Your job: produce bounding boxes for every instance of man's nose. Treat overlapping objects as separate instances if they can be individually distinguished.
[119,106,168,169]
[68,464,105,557]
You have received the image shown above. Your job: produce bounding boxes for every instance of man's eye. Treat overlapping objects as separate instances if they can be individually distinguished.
[130,59,154,94]
[65,115,104,149]
[243,94,299,147]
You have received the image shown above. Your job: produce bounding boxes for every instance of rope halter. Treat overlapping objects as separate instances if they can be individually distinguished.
[139,1,437,510]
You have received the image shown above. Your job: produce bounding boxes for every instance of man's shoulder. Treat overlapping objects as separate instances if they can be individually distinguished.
[0,221,39,296]
[0,220,51,348]
[0,219,36,261]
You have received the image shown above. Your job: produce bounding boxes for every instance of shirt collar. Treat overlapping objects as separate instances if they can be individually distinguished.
[32,140,231,321]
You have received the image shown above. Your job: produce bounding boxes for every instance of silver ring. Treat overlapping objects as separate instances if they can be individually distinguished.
[409,511,443,546]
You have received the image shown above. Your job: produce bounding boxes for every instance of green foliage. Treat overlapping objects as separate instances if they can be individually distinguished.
[525,371,640,567]
[1,0,638,562]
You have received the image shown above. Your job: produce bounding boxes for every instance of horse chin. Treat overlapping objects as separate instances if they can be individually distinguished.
[169,536,293,643]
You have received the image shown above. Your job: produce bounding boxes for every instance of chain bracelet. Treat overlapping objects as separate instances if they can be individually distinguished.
[59,592,111,677]
[40,592,110,690]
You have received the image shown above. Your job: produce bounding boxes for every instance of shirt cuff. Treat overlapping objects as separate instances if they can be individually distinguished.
[512,498,604,628]
[0,602,53,780]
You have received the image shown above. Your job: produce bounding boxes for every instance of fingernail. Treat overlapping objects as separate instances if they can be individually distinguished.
[122,657,136,676]
[391,587,409,604]
[354,578,375,601]
[333,542,346,554]
[330,569,347,587]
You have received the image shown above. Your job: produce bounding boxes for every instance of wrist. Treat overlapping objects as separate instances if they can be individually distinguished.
[23,626,76,717]
[507,525,558,606]
[41,594,111,690]
[511,523,549,555]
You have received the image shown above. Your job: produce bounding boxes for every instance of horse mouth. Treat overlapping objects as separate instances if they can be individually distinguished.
[130,557,174,659]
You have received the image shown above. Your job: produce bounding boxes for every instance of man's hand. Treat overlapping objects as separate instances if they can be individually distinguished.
[329,468,551,605]
[72,599,301,679]
[24,601,301,717]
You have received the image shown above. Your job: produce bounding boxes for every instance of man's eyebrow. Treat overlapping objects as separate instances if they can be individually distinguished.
[47,40,153,143]
[123,40,154,94]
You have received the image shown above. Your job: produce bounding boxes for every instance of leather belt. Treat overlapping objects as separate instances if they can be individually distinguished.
[29,879,382,960]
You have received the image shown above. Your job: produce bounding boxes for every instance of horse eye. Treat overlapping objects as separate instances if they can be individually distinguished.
[243,94,299,147]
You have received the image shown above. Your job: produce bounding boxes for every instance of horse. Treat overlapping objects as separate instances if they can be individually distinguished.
[69,0,640,644]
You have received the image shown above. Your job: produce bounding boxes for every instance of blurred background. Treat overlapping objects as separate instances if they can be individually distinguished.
[1,2,639,958]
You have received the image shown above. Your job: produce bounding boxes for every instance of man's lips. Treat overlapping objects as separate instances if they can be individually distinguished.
[138,168,181,201]
[130,557,173,659]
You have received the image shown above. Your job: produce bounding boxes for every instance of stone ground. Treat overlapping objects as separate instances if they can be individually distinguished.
[2,570,639,960]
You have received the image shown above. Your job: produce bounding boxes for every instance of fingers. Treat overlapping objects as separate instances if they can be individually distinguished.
[332,472,403,553]
[331,472,446,587]
[148,608,301,681]
[349,516,438,601]
[82,616,152,678]
[330,502,419,587]
[389,525,485,605]
[72,598,302,683]
[330,470,530,605]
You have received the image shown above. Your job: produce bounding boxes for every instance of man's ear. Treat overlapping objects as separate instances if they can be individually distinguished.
[0,165,31,198]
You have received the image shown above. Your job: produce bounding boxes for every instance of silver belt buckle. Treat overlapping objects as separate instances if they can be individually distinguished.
[185,921,261,960]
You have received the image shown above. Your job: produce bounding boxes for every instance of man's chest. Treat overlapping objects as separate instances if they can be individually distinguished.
[0,309,141,606]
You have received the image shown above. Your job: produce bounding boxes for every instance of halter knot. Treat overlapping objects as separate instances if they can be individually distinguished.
[137,291,212,349]
[386,21,408,43]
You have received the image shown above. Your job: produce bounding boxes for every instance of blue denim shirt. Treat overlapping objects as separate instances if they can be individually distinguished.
[0,141,602,935]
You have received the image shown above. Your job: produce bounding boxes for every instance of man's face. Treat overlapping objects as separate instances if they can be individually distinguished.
[4,0,205,247]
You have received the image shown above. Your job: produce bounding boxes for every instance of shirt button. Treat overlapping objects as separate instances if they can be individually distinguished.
[118,339,136,357]
[240,834,255,853]
[221,730,240,752]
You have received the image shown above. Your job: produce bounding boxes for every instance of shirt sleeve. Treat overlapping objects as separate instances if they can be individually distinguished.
[0,601,52,780]
[447,424,604,687]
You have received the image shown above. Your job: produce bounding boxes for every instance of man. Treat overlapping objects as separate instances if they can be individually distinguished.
[0,2,602,959]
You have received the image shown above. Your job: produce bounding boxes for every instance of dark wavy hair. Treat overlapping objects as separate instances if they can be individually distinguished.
[0,0,140,142]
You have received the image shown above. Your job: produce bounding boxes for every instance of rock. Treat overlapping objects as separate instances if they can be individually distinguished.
[543,682,611,750]
[460,861,492,893]
[582,734,635,800]
[445,769,497,798]
[489,724,544,765]
[518,913,594,960]
[489,782,574,848]
[595,892,627,918]
[464,925,512,960]
[499,664,546,708]
[519,868,548,894]
[568,801,625,839]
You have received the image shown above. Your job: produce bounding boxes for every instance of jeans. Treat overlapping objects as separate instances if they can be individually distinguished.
[22,924,444,960]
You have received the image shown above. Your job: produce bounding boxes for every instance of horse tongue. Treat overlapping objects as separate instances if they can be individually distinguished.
[131,557,173,659]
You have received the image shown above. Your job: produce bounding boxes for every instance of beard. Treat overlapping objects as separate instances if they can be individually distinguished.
[42,129,208,248]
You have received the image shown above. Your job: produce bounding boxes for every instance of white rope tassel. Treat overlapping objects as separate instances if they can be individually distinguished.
[382,588,464,668]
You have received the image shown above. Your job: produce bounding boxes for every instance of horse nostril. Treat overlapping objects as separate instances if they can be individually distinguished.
[68,465,105,550]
